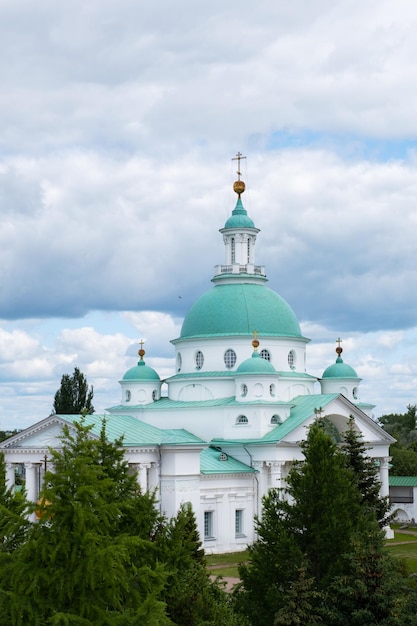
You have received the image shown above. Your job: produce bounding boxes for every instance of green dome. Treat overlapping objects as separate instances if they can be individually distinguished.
[122,360,160,381]
[237,351,276,374]
[322,357,358,379]
[223,198,255,229]
[180,283,302,339]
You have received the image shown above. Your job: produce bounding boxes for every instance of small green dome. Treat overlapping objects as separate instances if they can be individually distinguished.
[180,283,302,339]
[322,357,358,379]
[122,360,160,381]
[237,351,276,374]
[223,197,255,229]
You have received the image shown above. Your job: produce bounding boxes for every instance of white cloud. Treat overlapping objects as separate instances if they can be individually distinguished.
[2,0,417,426]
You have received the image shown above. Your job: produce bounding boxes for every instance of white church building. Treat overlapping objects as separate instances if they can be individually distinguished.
[0,164,395,553]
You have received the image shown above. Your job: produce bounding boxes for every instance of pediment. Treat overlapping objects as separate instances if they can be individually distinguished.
[282,394,394,449]
[0,415,83,450]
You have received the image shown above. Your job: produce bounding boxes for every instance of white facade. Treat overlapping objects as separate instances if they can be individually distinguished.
[0,175,395,553]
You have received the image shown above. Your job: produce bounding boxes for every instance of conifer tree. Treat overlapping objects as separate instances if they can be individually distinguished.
[0,420,170,625]
[234,419,417,626]
[342,415,392,527]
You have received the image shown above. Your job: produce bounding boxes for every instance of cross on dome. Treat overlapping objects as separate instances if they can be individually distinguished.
[232,152,246,197]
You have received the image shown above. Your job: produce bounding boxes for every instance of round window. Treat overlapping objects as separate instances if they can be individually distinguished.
[241,383,248,397]
[195,350,204,370]
[224,348,237,369]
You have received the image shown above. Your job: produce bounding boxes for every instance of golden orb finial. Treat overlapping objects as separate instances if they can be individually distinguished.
[252,329,260,351]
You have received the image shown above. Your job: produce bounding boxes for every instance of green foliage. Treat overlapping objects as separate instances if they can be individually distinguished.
[53,367,95,414]
[0,420,170,625]
[0,452,30,554]
[390,445,417,476]
[0,420,241,626]
[342,416,392,527]
[0,430,21,443]
[234,420,417,626]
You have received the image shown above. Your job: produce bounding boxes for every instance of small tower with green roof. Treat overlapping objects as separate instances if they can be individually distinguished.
[320,338,361,402]
[120,341,161,406]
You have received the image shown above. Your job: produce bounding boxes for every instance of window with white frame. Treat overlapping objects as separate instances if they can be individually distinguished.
[269,383,275,396]
[235,509,244,536]
[241,383,248,397]
[271,414,281,425]
[288,349,296,369]
[231,237,235,264]
[125,390,131,402]
[260,348,271,361]
[224,348,237,369]
[236,415,248,424]
[195,350,204,370]
[204,511,214,539]
[176,352,182,373]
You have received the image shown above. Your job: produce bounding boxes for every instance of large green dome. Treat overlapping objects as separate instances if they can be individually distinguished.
[180,283,302,339]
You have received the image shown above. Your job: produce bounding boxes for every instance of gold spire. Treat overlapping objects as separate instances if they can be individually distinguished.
[232,151,246,197]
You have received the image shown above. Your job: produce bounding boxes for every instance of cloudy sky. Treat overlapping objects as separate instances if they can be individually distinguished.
[1,0,417,429]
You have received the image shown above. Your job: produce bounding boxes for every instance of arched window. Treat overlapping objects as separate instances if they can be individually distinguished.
[236,415,248,424]
[224,348,237,369]
[195,350,204,370]
[125,390,131,402]
[231,237,235,264]
[288,350,296,369]
[270,414,281,425]
[269,383,275,397]
[152,390,158,401]
[247,238,251,263]
[176,352,182,373]
[260,349,271,361]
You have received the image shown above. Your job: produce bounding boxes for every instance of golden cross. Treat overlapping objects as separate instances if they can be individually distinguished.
[336,337,342,349]
[139,338,145,350]
[232,152,246,180]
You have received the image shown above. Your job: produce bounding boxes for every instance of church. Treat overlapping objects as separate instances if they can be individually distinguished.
[0,159,395,553]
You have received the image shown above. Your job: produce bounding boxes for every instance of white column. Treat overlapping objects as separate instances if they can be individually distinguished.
[138,463,150,493]
[379,457,390,498]
[24,462,39,502]
[270,461,284,490]
[6,463,15,490]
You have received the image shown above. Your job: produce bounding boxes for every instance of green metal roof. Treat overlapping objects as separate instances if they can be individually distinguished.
[166,371,316,382]
[223,197,255,229]
[389,476,417,487]
[180,283,303,340]
[236,351,276,374]
[210,394,339,445]
[108,396,290,412]
[200,446,256,474]
[122,360,160,381]
[322,357,358,379]
[57,414,205,447]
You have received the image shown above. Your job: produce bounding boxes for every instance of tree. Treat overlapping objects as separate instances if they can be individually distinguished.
[0,419,170,625]
[342,416,392,527]
[0,419,242,626]
[234,420,417,626]
[53,367,94,414]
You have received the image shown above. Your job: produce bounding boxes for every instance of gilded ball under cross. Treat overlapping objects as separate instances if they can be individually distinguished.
[233,180,245,195]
